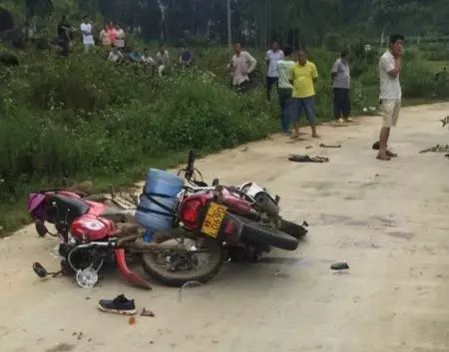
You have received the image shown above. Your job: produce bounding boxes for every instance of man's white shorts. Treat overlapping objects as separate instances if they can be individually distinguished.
[380,99,401,128]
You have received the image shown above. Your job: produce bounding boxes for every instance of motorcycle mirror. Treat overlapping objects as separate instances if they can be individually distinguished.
[32,262,48,278]
[35,220,49,237]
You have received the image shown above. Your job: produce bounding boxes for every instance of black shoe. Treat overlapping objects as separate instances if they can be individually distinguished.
[98,294,136,315]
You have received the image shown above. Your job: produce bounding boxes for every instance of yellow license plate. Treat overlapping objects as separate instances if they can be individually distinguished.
[201,203,227,238]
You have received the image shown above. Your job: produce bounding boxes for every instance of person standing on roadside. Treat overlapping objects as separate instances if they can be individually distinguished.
[114,24,125,49]
[80,15,95,52]
[276,46,295,133]
[57,15,74,57]
[266,41,284,101]
[290,49,320,139]
[332,50,353,123]
[377,34,404,161]
[107,21,117,47]
[229,42,257,93]
[99,24,111,47]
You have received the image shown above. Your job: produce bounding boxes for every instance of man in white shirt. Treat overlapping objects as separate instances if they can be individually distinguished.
[229,43,257,93]
[377,33,404,161]
[266,41,284,101]
[80,16,95,52]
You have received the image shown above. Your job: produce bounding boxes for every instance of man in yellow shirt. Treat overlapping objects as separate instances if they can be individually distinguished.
[290,49,320,138]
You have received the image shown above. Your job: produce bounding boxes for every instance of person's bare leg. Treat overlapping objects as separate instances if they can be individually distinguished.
[292,122,300,139]
[377,127,391,160]
[311,124,320,138]
[385,129,398,157]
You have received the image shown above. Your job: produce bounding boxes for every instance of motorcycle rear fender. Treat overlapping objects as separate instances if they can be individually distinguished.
[114,249,152,290]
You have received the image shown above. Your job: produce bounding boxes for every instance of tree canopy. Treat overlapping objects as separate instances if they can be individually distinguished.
[6,0,449,46]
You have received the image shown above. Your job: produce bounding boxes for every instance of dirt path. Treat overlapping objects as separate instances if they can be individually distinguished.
[2,104,449,352]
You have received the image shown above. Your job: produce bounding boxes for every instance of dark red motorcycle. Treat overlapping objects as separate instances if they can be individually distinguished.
[140,151,308,287]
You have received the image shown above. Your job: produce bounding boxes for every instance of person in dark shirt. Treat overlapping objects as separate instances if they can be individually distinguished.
[57,15,73,56]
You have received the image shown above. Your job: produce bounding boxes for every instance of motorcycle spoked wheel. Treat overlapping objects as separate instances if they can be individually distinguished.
[142,234,223,287]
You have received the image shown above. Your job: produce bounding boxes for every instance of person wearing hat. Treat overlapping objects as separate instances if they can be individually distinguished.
[80,15,95,52]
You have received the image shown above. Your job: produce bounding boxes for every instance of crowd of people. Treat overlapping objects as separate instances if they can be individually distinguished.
[229,34,405,161]
[57,14,404,161]
[57,15,194,77]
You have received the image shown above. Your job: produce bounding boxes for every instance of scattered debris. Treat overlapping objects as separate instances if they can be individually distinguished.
[241,146,249,152]
[289,155,329,163]
[331,262,350,271]
[419,144,449,154]
[305,145,313,149]
[85,297,91,300]
[178,281,203,303]
[141,308,155,317]
[72,331,83,340]
[88,338,92,343]
[128,317,136,325]
[320,143,341,148]
[150,341,154,345]
[441,116,449,127]
[45,343,75,352]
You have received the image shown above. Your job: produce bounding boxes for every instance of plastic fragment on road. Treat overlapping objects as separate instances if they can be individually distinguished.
[331,262,350,271]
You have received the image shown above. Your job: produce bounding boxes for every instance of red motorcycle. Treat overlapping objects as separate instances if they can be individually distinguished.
[141,151,308,287]
[28,189,152,289]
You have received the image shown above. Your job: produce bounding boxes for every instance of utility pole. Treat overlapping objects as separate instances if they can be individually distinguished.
[227,0,232,48]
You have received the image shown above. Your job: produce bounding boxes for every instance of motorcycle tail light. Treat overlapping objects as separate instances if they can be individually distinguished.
[180,199,203,226]
[224,220,235,235]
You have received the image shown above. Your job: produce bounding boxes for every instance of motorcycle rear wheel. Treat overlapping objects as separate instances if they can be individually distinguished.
[142,233,223,287]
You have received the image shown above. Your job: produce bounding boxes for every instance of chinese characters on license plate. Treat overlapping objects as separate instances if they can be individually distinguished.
[201,203,227,238]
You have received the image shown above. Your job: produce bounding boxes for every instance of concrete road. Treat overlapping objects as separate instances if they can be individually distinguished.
[1,104,449,352]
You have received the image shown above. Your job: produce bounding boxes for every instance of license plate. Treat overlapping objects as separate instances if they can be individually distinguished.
[201,203,227,238]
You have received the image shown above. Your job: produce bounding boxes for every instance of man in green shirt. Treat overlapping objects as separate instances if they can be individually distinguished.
[276,46,295,133]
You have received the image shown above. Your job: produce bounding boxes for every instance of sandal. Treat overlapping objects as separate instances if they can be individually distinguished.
[376,154,391,161]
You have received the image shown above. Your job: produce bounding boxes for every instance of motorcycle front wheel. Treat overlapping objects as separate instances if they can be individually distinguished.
[142,233,223,287]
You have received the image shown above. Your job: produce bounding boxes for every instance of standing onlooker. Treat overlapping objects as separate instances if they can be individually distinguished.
[229,43,257,92]
[80,15,95,52]
[99,24,111,47]
[332,50,353,123]
[57,15,73,57]
[114,24,125,49]
[290,49,320,139]
[107,21,117,47]
[276,46,295,133]
[377,34,404,161]
[156,46,170,77]
[266,41,284,101]
[179,48,193,67]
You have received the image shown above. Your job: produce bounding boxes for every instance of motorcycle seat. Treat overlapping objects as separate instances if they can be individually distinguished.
[47,194,90,224]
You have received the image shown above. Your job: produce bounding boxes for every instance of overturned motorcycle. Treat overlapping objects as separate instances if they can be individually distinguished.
[28,152,308,288]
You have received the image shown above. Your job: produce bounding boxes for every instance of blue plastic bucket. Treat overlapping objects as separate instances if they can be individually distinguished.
[135,169,184,241]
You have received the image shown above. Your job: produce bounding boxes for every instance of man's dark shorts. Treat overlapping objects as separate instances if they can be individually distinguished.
[290,96,317,124]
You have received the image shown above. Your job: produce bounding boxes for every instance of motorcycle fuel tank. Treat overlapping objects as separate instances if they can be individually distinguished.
[70,214,115,241]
